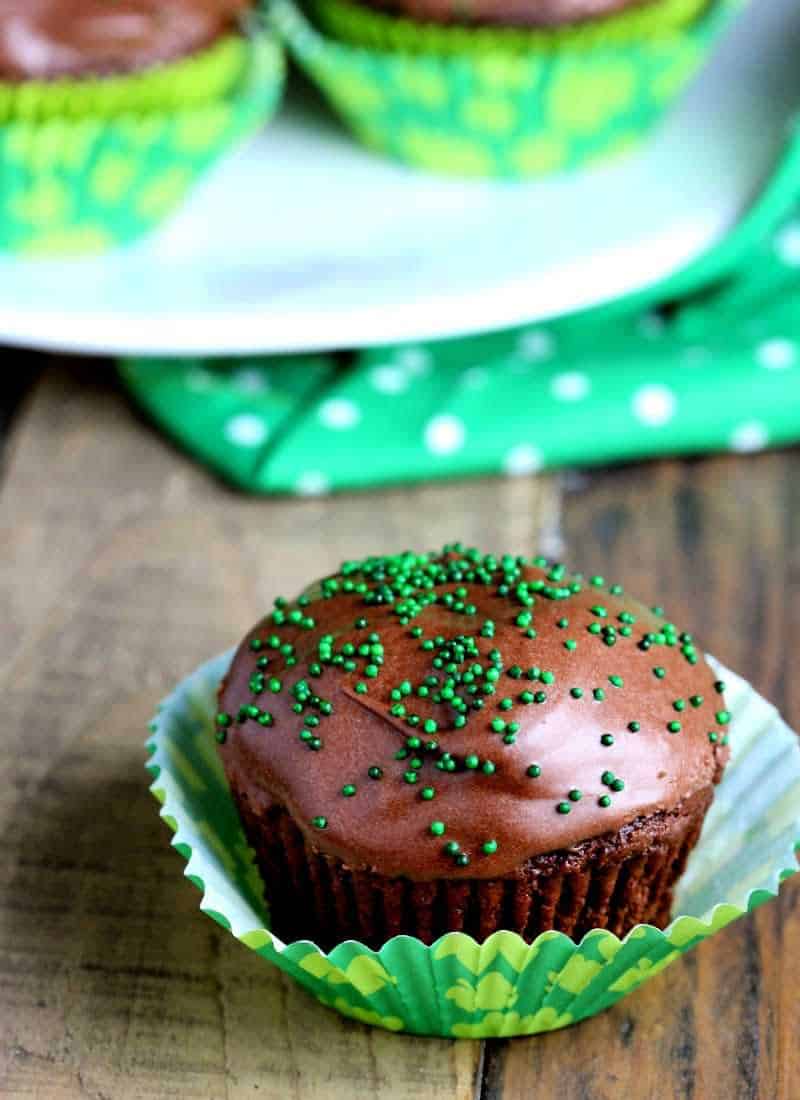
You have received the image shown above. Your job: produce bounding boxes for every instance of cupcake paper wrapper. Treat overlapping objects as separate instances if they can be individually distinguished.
[0,34,285,255]
[269,0,742,178]
[146,651,799,1037]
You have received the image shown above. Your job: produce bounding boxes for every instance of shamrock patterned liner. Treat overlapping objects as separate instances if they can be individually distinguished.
[146,650,799,1037]
[0,33,285,255]
[268,0,742,178]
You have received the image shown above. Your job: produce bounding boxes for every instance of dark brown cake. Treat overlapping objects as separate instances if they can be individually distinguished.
[0,0,253,81]
[216,546,729,949]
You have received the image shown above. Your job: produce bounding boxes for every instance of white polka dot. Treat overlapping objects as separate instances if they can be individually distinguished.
[638,312,666,339]
[396,347,431,374]
[550,371,590,402]
[774,222,800,266]
[369,365,408,394]
[682,345,712,366]
[517,329,555,361]
[756,338,797,370]
[295,470,331,496]
[631,384,677,427]
[729,421,769,453]
[503,443,544,476]
[461,367,489,390]
[224,413,268,447]
[232,366,269,394]
[424,414,466,455]
[318,398,361,430]
[185,366,215,391]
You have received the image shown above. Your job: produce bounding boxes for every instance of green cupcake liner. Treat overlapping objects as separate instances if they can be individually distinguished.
[314,0,711,55]
[146,651,799,1038]
[270,0,743,177]
[0,35,251,123]
[0,34,285,255]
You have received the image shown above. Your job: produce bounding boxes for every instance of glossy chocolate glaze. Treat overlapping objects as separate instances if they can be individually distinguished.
[362,0,646,28]
[218,550,728,881]
[0,0,252,81]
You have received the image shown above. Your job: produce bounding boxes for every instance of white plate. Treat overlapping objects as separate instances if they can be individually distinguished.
[0,0,797,358]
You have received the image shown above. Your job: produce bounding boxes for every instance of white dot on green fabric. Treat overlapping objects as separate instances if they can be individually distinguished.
[232,367,269,394]
[503,443,544,476]
[638,313,666,339]
[369,365,408,394]
[295,471,331,496]
[424,414,465,455]
[550,372,590,402]
[729,421,769,453]
[631,384,676,427]
[318,398,361,430]
[682,345,712,366]
[185,367,215,391]
[224,413,268,447]
[756,338,797,370]
[774,222,800,266]
[396,347,431,374]
[517,329,555,361]
[461,367,489,390]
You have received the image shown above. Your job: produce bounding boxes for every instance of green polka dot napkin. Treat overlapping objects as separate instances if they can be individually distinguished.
[120,192,800,495]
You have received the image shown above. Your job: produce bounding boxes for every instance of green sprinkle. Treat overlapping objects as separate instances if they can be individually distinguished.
[342,784,356,797]
[609,675,624,688]
[534,691,547,704]
[590,576,604,587]
[653,667,666,679]
[673,699,686,712]
[520,690,535,704]
[568,788,582,802]
[421,786,436,800]
[716,710,731,725]
[499,698,513,711]
[570,687,584,699]
[556,802,571,815]
[368,766,383,779]
[423,719,438,734]
[587,623,602,635]
[590,605,608,618]
[429,821,446,836]
[481,760,496,775]
[667,721,682,733]
[540,670,555,685]
[215,712,232,727]
[355,682,368,695]
[444,840,460,855]
[564,639,577,651]
[526,763,542,778]
[311,816,327,829]
[455,852,471,867]
[628,721,640,732]
[403,771,418,784]
[714,680,726,694]
[465,754,480,770]
[610,778,625,792]
[490,718,505,733]
[708,732,718,743]
[598,795,612,808]
[690,695,704,708]
[482,839,498,855]
[556,617,569,629]
[600,734,614,746]
[593,688,606,702]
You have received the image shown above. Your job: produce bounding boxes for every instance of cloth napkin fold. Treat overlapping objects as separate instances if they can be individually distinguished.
[120,150,800,495]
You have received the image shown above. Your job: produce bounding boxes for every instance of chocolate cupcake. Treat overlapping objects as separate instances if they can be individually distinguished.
[216,546,729,950]
[0,0,285,253]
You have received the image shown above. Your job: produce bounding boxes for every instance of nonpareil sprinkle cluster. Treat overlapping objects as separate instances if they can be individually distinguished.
[216,544,728,869]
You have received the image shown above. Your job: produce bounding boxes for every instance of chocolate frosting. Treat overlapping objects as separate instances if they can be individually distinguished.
[364,0,645,29]
[218,548,729,881]
[0,0,252,81]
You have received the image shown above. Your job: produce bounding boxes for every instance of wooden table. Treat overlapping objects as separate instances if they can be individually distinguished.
[1,363,798,1099]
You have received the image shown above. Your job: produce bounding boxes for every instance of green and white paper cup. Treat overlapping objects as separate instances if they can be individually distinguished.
[0,32,285,255]
[146,651,799,1037]
[269,0,742,178]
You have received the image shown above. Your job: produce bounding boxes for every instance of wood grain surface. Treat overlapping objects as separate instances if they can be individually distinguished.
[0,363,797,1100]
